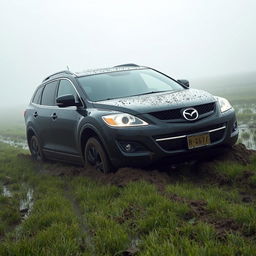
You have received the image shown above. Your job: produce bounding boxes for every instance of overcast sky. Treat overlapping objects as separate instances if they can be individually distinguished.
[0,0,256,107]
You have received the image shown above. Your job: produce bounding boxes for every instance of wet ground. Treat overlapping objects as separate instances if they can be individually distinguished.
[0,136,28,150]
[1,183,34,221]
[234,103,256,150]
[16,143,255,191]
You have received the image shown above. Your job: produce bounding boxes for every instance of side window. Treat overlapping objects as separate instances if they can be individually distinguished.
[41,81,58,106]
[57,80,77,98]
[32,86,43,104]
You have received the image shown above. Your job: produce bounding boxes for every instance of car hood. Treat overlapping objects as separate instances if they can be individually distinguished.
[93,89,216,114]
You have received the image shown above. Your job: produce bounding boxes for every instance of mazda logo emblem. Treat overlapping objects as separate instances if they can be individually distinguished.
[183,108,199,121]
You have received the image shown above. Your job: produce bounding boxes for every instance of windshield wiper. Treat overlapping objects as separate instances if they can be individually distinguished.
[97,90,172,102]
[127,90,171,98]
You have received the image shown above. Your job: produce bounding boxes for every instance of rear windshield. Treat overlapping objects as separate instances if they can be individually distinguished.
[77,69,184,101]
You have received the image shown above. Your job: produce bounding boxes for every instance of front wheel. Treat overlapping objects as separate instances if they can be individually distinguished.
[84,137,111,173]
[29,135,45,161]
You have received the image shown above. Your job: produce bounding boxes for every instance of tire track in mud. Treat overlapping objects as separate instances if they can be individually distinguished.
[63,183,95,254]
[31,160,95,254]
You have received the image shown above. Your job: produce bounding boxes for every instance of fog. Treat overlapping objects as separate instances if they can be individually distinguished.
[0,0,256,107]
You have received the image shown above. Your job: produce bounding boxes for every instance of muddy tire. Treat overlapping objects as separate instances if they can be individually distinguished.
[84,137,111,174]
[29,135,45,161]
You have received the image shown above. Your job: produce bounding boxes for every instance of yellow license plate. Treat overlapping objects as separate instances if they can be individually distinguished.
[187,133,211,149]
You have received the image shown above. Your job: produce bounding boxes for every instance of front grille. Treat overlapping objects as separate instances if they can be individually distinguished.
[149,102,216,121]
[155,123,226,152]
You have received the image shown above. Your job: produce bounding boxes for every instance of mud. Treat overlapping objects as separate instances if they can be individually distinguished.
[214,143,255,165]
[166,192,250,240]
[16,143,256,192]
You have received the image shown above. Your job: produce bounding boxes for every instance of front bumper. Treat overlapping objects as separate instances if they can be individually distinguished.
[102,109,238,168]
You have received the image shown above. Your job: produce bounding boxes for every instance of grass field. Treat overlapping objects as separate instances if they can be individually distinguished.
[0,140,256,255]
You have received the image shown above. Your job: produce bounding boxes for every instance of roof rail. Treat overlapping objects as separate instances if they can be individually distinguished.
[113,63,140,68]
[42,70,76,83]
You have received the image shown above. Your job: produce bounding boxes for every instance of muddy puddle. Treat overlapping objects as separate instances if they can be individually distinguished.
[1,183,34,220]
[238,124,256,150]
[233,103,256,150]
[0,136,28,150]
[19,188,34,219]
[2,185,12,197]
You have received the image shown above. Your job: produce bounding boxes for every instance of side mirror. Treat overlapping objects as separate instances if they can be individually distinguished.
[177,79,189,87]
[56,94,77,107]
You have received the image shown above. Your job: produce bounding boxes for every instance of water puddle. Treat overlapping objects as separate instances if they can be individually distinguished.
[20,188,34,219]
[234,104,256,115]
[2,184,34,220]
[238,124,256,149]
[234,103,256,150]
[0,136,28,150]
[3,185,12,197]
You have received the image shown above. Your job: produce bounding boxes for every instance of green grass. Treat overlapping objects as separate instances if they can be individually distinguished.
[0,143,82,256]
[213,156,256,187]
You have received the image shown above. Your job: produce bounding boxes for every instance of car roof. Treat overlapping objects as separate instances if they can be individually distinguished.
[42,64,146,83]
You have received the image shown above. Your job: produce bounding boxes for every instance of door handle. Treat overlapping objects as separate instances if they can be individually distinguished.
[51,113,58,120]
[33,112,38,118]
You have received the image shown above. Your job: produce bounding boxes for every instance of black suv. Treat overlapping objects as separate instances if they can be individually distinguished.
[24,64,238,173]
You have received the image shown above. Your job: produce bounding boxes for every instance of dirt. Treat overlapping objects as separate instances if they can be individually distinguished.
[213,218,240,241]
[189,200,209,217]
[102,168,172,191]
[166,192,248,240]
[215,143,256,165]
[16,143,256,192]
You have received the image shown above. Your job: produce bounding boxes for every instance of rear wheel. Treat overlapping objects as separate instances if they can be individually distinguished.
[29,135,45,161]
[84,137,111,173]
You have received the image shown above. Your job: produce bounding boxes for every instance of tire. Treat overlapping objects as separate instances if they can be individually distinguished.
[29,135,45,161]
[84,137,111,173]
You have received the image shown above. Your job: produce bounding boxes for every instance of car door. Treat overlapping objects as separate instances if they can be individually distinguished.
[37,80,59,151]
[51,78,82,156]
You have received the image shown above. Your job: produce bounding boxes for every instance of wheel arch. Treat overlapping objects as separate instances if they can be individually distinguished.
[79,124,109,160]
[26,126,37,143]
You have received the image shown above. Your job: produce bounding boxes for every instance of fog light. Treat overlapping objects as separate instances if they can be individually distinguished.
[125,144,132,152]
[118,141,147,153]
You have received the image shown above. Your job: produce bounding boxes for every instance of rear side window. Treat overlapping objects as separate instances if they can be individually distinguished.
[32,86,43,104]
[41,81,58,106]
[57,80,77,98]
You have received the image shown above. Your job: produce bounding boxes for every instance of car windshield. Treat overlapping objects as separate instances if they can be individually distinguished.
[77,68,185,101]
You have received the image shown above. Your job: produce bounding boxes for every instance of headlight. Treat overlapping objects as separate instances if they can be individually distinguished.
[215,96,232,113]
[102,113,148,127]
